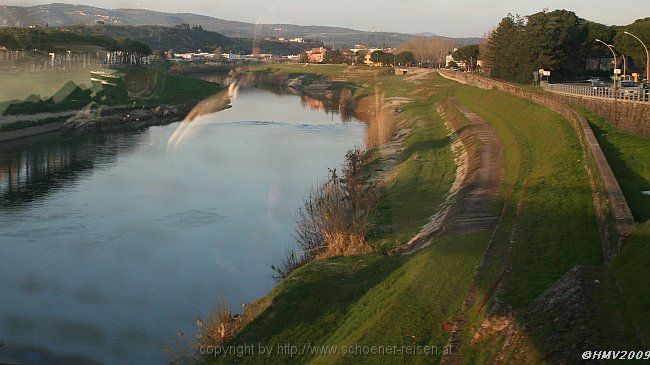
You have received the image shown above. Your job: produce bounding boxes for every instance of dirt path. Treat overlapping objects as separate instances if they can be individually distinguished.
[434,99,509,363]
[445,98,504,233]
[437,69,635,257]
[403,68,436,83]
[397,97,504,254]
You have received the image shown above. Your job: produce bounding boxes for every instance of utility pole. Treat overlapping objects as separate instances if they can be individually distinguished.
[623,31,649,82]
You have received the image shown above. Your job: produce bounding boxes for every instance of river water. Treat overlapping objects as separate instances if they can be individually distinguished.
[0,84,366,364]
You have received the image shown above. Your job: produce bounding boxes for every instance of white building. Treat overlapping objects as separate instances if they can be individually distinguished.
[221,53,246,61]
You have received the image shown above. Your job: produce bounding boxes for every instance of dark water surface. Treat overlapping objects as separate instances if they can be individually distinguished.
[0,86,365,364]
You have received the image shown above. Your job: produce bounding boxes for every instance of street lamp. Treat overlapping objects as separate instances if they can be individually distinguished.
[595,39,619,88]
[623,31,649,82]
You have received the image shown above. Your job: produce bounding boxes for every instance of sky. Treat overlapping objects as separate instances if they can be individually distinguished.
[6,0,650,37]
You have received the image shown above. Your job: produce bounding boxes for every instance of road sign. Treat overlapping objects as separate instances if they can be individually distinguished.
[543,70,551,76]
[614,68,622,75]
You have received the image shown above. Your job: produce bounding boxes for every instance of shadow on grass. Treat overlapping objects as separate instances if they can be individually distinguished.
[588,120,650,223]
[214,254,406,363]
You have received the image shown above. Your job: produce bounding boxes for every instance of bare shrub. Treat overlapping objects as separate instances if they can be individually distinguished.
[364,91,397,149]
[194,297,242,352]
[295,148,378,258]
[397,36,456,66]
[271,248,306,281]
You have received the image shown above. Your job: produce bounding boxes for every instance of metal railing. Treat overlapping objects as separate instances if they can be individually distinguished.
[542,82,649,103]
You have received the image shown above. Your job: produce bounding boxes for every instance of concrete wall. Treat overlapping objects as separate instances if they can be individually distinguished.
[438,70,635,260]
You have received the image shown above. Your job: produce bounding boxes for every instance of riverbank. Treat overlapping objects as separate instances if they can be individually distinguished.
[193,64,643,365]
[0,64,227,143]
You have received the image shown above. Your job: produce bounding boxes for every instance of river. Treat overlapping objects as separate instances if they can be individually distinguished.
[0,83,366,364]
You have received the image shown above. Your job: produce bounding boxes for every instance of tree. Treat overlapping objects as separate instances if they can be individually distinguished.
[370,50,385,64]
[398,36,456,66]
[395,51,415,65]
[323,49,346,64]
[486,14,525,81]
[452,44,479,71]
[478,30,493,73]
[485,10,602,83]
[213,46,223,59]
[354,50,367,65]
[0,27,152,55]
[613,18,650,76]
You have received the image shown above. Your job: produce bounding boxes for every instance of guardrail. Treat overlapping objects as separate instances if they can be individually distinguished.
[542,82,649,103]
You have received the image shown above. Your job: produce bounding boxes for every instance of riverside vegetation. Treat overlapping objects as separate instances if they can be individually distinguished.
[184,63,647,364]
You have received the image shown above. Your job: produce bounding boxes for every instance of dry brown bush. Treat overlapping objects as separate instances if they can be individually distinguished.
[194,298,242,351]
[272,148,378,279]
[295,148,378,258]
[364,91,397,149]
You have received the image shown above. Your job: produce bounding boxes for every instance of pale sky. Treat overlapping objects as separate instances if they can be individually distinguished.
[6,0,650,37]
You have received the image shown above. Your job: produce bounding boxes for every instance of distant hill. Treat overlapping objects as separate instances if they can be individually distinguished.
[60,24,323,54]
[65,24,233,53]
[0,26,151,53]
[0,3,482,48]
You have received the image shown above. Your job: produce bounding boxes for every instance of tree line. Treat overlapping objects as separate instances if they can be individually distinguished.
[484,10,649,83]
[0,27,152,54]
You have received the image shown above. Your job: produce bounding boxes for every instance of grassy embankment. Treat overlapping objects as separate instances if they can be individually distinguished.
[579,109,650,346]
[0,63,222,128]
[219,65,481,364]
[199,64,605,364]
[122,63,223,106]
[450,88,606,364]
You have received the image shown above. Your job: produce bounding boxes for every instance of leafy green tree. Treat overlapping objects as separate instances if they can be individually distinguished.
[485,10,620,83]
[452,45,479,71]
[0,27,152,54]
[354,50,367,65]
[395,51,415,65]
[370,50,385,64]
[486,14,524,81]
[324,49,346,64]
[613,18,650,76]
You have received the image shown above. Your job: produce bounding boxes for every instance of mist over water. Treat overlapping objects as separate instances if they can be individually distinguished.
[0,86,366,364]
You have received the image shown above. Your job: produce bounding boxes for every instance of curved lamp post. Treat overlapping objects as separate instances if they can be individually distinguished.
[596,39,618,89]
[624,31,649,81]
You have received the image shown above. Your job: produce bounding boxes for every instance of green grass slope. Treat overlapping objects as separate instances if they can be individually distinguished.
[201,66,606,364]
[451,87,602,308]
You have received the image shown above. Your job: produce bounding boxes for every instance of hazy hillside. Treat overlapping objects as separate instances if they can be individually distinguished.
[57,24,323,54]
[0,3,482,48]
[65,24,233,52]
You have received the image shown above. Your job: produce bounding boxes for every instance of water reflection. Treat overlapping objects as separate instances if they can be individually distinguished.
[198,72,352,120]
[0,86,365,365]
[0,132,141,210]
